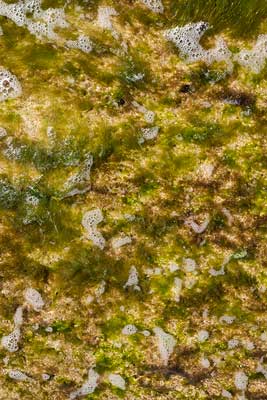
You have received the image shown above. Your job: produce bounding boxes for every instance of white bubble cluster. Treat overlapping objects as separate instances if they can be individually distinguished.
[108,373,126,390]
[13,306,24,326]
[219,315,236,324]
[164,22,233,72]
[69,368,99,399]
[123,266,140,290]
[132,101,155,124]
[64,154,93,198]
[185,215,210,234]
[141,0,164,13]
[1,327,21,353]
[24,288,44,311]
[197,329,209,342]
[82,208,106,249]
[234,371,248,391]
[122,324,138,335]
[0,126,7,138]
[66,35,93,54]
[0,68,22,102]
[0,0,69,41]
[8,369,30,381]
[234,35,267,73]
[171,277,182,302]
[153,327,176,365]
[140,126,159,143]
[111,235,132,250]
[1,306,24,353]
[97,6,118,38]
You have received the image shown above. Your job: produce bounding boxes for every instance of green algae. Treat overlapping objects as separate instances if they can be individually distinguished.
[0,1,267,399]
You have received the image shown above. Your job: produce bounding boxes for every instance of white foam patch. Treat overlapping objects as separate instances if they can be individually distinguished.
[42,373,50,381]
[197,330,209,342]
[185,215,210,234]
[111,235,132,250]
[0,126,7,138]
[122,324,138,335]
[0,68,22,101]
[168,261,179,272]
[140,126,159,143]
[153,327,176,365]
[234,371,248,391]
[132,101,155,124]
[97,6,118,38]
[108,373,126,390]
[1,327,21,352]
[13,306,23,326]
[200,357,210,368]
[198,162,214,180]
[82,208,105,249]
[0,0,69,41]
[8,369,29,381]
[95,280,106,297]
[209,266,225,276]
[222,389,233,399]
[164,22,233,72]
[123,266,140,290]
[219,315,236,324]
[64,154,93,198]
[228,338,239,349]
[234,35,267,73]
[183,258,196,272]
[141,0,164,13]
[24,288,44,311]
[66,35,93,54]
[171,277,182,302]
[69,368,99,399]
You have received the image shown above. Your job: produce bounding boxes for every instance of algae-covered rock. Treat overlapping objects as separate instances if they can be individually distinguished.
[0,1,267,399]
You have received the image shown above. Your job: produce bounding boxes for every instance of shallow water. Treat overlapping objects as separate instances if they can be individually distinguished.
[0,1,267,399]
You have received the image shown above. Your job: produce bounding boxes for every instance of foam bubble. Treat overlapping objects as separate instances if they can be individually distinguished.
[132,101,155,124]
[24,288,44,311]
[141,0,164,13]
[197,329,209,342]
[66,35,93,54]
[171,277,182,302]
[234,371,248,391]
[108,373,126,390]
[64,154,93,198]
[0,68,22,101]
[200,357,210,368]
[140,126,159,142]
[0,0,69,42]
[183,258,196,272]
[97,6,118,38]
[1,327,21,352]
[164,22,233,72]
[123,266,140,290]
[222,389,233,399]
[228,338,239,349]
[69,368,99,399]
[185,215,210,234]
[153,327,176,365]
[13,306,23,326]
[219,315,235,324]
[234,35,267,73]
[8,369,29,381]
[122,324,138,335]
[82,208,105,249]
[111,235,132,250]
[0,126,7,138]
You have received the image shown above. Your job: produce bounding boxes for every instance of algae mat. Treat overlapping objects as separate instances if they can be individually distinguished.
[0,0,267,399]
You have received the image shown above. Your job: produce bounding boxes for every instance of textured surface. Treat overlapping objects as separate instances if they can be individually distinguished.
[1,1,267,399]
